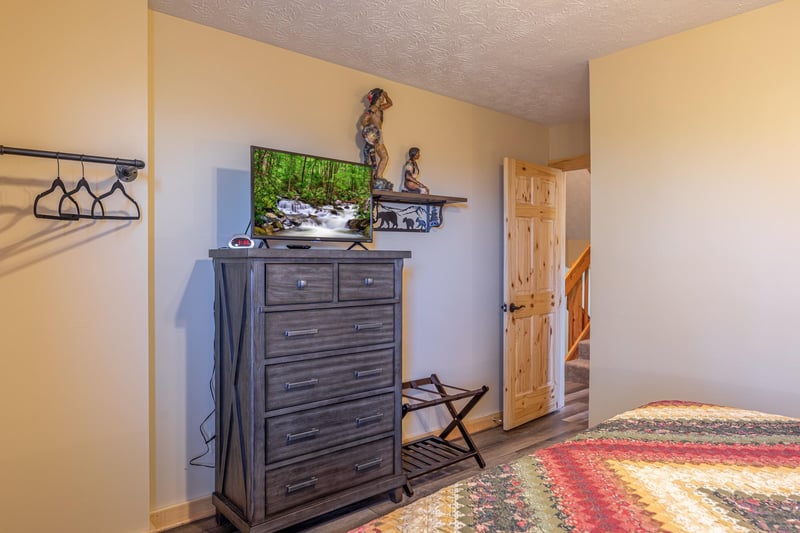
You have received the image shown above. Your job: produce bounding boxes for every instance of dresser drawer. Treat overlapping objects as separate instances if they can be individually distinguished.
[265,263,333,305]
[265,437,394,515]
[339,263,395,301]
[264,305,394,357]
[266,393,394,463]
[266,349,394,411]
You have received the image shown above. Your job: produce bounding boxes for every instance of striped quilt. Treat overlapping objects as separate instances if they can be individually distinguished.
[350,401,800,532]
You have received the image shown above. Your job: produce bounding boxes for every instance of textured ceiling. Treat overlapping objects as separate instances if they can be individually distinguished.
[148,0,779,125]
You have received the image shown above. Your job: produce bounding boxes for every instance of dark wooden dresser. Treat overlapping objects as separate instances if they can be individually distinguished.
[209,248,411,532]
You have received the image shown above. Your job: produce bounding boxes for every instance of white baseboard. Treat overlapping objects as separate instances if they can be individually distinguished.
[149,413,502,531]
[149,495,215,532]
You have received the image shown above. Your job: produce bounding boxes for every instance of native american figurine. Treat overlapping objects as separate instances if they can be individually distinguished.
[359,88,393,190]
[402,147,429,194]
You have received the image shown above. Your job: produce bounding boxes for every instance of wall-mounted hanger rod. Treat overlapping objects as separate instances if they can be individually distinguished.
[0,145,145,168]
[0,145,145,182]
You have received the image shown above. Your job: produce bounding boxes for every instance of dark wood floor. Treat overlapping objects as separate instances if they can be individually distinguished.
[168,382,589,533]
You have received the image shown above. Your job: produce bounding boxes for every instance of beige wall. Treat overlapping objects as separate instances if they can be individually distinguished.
[566,169,591,241]
[150,12,550,511]
[549,120,590,161]
[589,1,800,425]
[0,1,150,532]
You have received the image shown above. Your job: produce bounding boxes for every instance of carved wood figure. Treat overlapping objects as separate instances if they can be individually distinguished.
[360,88,394,190]
[401,147,429,194]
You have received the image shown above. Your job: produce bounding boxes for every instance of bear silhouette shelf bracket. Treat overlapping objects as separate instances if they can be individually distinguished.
[372,190,467,233]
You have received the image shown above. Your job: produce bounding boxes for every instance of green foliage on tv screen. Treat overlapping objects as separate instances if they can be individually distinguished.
[252,147,372,238]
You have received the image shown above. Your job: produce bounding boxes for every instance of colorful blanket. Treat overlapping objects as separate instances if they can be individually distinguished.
[350,401,800,532]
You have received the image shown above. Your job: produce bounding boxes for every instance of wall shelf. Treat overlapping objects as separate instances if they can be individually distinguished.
[372,190,467,233]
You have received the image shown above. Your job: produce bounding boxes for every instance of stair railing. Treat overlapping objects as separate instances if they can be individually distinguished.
[565,244,590,361]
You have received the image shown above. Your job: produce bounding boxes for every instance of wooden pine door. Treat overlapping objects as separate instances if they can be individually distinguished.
[502,158,565,430]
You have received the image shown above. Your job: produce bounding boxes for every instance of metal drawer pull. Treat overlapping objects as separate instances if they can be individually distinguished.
[355,413,384,426]
[354,322,383,331]
[284,378,319,390]
[286,477,318,494]
[354,368,382,378]
[284,328,319,337]
[296,279,307,289]
[363,277,374,286]
[286,428,320,442]
[354,457,383,472]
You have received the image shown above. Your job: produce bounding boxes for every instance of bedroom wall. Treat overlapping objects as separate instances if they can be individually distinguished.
[149,11,550,512]
[589,0,800,424]
[548,120,590,162]
[0,1,150,532]
[565,169,591,267]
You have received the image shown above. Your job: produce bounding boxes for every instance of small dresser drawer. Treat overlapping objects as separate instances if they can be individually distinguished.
[265,305,394,357]
[265,263,333,305]
[266,393,394,463]
[265,437,394,515]
[266,349,394,411]
[339,263,395,301]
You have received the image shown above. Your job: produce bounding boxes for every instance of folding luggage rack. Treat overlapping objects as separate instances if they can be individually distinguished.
[400,374,488,495]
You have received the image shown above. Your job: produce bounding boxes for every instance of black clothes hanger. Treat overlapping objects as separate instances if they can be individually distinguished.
[33,155,79,220]
[91,179,140,220]
[61,157,102,219]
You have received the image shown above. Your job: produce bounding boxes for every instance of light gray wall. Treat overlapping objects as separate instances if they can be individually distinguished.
[589,1,800,425]
[151,12,551,509]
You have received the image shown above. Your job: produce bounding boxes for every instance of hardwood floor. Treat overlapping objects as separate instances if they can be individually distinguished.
[167,382,589,533]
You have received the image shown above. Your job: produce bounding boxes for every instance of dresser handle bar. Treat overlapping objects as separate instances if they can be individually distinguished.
[354,457,383,472]
[355,413,384,426]
[284,328,319,337]
[354,368,383,378]
[286,428,320,442]
[284,378,319,390]
[296,279,307,289]
[363,277,374,286]
[286,477,318,494]
[354,322,383,331]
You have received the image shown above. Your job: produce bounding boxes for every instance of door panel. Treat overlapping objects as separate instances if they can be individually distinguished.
[503,158,565,430]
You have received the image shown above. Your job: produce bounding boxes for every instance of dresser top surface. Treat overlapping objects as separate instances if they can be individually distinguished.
[209,248,411,260]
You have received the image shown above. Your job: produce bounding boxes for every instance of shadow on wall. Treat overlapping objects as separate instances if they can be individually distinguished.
[216,168,250,246]
[179,167,250,493]
[0,175,133,278]
[178,258,216,492]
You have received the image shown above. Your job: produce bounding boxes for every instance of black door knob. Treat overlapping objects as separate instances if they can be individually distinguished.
[509,303,526,312]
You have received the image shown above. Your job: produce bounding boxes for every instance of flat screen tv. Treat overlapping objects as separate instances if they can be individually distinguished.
[250,146,373,243]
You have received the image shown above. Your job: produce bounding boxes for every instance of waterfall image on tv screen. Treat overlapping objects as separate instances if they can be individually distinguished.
[251,146,373,242]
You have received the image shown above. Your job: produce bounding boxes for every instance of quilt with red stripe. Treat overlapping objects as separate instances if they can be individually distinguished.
[350,401,800,532]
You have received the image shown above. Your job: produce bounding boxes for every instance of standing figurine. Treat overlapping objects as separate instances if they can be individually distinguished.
[402,147,429,194]
[360,88,393,190]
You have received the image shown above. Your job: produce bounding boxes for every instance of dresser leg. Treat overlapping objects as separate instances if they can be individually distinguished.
[215,511,229,526]
[389,487,404,503]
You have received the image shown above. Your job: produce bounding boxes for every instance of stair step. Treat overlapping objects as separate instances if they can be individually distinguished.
[565,358,589,386]
[578,339,591,360]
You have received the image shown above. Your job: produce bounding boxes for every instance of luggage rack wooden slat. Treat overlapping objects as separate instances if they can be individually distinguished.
[400,374,488,495]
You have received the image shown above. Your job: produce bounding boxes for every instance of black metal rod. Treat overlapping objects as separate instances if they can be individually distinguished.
[0,145,145,169]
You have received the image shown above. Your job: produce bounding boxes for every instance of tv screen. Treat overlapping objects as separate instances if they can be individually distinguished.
[250,146,373,243]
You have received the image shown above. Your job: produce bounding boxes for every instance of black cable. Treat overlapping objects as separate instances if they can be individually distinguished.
[189,359,216,468]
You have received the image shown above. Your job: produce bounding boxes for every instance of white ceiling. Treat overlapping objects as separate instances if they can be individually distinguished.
[148,0,778,125]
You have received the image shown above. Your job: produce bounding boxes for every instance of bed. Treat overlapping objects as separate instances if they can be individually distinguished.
[350,400,800,532]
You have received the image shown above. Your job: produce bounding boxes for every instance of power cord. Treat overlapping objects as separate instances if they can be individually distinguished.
[189,359,216,468]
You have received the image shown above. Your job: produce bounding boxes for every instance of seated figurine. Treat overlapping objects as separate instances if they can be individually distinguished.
[402,147,429,194]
